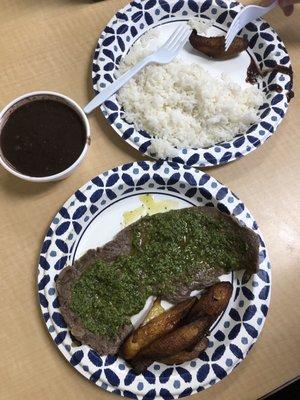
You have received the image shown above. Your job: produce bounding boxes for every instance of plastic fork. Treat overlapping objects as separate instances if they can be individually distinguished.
[225,0,278,51]
[84,25,191,114]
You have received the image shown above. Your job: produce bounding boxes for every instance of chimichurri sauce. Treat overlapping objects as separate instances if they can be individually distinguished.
[71,209,248,338]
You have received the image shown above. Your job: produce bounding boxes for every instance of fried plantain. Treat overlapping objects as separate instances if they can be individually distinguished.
[131,336,208,373]
[134,317,211,360]
[185,282,233,323]
[189,30,248,60]
[130,358,153,374]
[160,336,209,365]
[131,337,209,373]
[131,318,211,373]
[121,297,196,360]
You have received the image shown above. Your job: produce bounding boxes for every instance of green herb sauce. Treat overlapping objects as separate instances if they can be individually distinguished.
[70,209,249,338]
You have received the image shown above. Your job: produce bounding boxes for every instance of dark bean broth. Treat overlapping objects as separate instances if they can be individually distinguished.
[0,99,86,177]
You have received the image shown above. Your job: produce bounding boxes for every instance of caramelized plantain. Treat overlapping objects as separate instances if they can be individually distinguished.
[121,297,196,360]
[131,337,209,373]
[123,283,233,373]
[185,282,233,323]
[134,317,211,361]
[131,318,211,373]
[160,336,209,365]
[189,30,248,60]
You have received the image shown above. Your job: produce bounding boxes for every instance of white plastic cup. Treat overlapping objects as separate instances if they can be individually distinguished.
[0,91,90,182]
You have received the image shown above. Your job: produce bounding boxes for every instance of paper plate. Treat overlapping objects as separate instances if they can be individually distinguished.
[38,160,271,398]
[91,0,292,167]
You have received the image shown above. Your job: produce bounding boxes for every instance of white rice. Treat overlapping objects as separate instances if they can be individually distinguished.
[117,28,264,158]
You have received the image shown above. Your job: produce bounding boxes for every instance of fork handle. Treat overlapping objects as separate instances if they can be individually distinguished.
[260,0,278,13]
[84,55,153,114]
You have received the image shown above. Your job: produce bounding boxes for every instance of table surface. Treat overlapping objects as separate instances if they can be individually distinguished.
[0,1,299,399]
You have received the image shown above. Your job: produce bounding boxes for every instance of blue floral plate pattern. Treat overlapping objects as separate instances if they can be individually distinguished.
[38,160,271,398]
[92,0,292,167]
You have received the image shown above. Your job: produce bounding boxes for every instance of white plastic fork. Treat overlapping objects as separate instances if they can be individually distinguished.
[84,25,191,114]
[225,0,278,51]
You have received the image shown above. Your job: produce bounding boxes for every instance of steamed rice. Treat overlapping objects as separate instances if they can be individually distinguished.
[117,29,264,158]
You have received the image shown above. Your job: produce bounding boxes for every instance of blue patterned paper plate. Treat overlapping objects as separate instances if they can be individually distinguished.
[91,0,292,167]
[38,160,271,399]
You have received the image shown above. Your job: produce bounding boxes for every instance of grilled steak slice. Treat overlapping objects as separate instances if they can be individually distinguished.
[56,206,259,355]
[162,207,258,303]
[56,229,134,355]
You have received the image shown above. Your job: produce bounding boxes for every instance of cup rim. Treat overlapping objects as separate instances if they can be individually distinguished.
[0,91,90,182]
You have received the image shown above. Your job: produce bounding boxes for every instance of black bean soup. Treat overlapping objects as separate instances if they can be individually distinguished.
[0,99,86,177]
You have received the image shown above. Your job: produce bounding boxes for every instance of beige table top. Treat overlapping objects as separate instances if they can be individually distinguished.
[0,1,299,399]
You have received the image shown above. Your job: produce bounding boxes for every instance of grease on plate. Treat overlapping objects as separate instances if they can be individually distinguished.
[123,194,178,226]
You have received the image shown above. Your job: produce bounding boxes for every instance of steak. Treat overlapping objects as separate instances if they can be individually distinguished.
[56,206,259,355]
